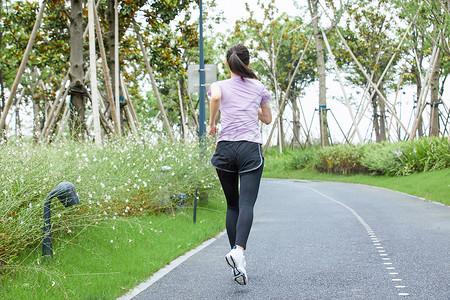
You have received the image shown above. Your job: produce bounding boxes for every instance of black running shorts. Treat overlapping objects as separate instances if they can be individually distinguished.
[210,141,264,174]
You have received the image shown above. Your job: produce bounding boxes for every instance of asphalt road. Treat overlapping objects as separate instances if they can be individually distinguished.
[123,179,450,300]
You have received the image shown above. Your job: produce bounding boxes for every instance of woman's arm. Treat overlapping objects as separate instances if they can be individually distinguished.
[258,101,272,125]
[207,85,221,135]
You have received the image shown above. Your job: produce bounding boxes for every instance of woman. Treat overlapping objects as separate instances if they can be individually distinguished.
[207,44,272,285]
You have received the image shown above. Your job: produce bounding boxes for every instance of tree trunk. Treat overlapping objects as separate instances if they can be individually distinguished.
[106,0,123,129]
[32,96,43,143]
[429,46,441,136]
[291,98,301,148]
[106,0,115,94]
[93,4,119,134]
[278,117,284,152]
[411,44,424,138]
[378,98,387,142]
[371,93,381,143]
[69,0,86,139]
[309,0,329,147]
[177,81,188,142]
[0,0,4,112]
[31,72,44,143]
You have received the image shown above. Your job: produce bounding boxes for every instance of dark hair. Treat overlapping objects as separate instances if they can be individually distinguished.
[226,44,258,80]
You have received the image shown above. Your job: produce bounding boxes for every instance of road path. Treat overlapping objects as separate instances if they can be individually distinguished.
[123,179,450,300]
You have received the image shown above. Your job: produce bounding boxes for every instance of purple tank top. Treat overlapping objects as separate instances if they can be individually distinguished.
[208,76,270,144]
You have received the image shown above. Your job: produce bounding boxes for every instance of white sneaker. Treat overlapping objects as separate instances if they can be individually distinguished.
[225,248,247,285]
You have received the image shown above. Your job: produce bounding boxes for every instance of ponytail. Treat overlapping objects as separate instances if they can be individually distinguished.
[226,44,258,80]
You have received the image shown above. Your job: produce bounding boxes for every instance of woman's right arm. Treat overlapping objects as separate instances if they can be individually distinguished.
[207,85,221,135]
[258,102,272,125]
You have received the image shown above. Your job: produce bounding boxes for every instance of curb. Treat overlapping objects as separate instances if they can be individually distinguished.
[117,230,226,300]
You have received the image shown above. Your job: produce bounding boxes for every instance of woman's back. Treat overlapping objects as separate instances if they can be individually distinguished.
[209,76,270,143]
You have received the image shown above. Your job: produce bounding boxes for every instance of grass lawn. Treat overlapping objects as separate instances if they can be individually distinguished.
[263,167,450,206]
[0,198,226,300]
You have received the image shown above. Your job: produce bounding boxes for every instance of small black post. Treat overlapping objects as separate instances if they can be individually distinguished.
[193,187,198,224]
[42,197,53,257]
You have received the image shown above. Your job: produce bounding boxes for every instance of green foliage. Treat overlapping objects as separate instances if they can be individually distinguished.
[315,144,366,174]
[0,135,219,268]
[361,137,450,175]
[265,147,317,171]
[1,1,69,99]
[359,142,406,175]
[265,137,449,177]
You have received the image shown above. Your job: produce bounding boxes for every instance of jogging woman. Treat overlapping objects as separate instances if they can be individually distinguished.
[207,44,272,285]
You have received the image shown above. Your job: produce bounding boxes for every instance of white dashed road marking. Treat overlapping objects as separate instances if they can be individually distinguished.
[308,187,409,297]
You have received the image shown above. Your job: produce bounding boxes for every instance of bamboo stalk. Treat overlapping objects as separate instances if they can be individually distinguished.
[184,80,199,129]
[177,81,188,142]
[409,45,439,139]
[114,0,121,135]
[41,71,70,139]
[387,64,407,141]
[93,1,119,134]
[88,0,101,146]
[264,37,312,154]
[334,28,409,133]
[120,74,139,128]
[134,24,174,142]
[119,75,137,134]
[322,29,362,143]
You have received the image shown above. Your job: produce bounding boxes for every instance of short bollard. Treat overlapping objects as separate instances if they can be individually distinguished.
[193,187,198,224]
[42,182,80,257]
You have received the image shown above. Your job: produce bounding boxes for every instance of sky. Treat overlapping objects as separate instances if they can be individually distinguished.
[213,0,301,31]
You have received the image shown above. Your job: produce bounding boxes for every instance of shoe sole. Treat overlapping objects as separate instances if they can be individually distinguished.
[225,255,247,285]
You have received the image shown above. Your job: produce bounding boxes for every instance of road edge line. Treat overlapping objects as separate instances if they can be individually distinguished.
[117,230,226,300]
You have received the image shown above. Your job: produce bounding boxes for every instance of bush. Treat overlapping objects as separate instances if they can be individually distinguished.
[0,136,219,268]
[361,137,450,175]
[360,142,406,175]
[315,144,366,174]
[264,147,318,171]
[287,147,317,169]
[265,137,449,177]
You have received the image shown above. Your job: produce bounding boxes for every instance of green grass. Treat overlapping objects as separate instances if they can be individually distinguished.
[0,197,226,300]
[263,168,450,206]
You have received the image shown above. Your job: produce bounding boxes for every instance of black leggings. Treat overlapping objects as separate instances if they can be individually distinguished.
[216,164,264,250]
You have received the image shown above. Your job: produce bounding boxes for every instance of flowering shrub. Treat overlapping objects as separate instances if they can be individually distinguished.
[0,135,219,267]
[359,142,407,175]
[315,144,366,174]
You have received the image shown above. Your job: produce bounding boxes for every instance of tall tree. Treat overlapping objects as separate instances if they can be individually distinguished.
[307,0,343,147]
[393,0,450,138]
[69,0,86,139]
[232,1,316,150]
[0,0,4,112]
[334,0,401,142]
